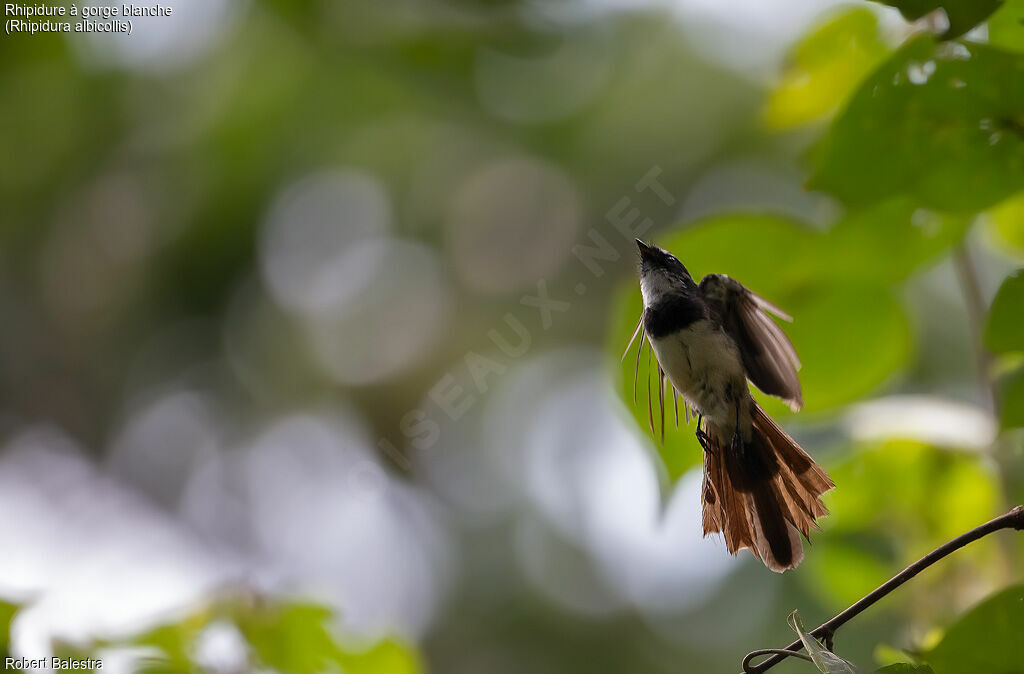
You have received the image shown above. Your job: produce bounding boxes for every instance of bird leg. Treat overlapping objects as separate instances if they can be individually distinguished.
[695,414,713,453]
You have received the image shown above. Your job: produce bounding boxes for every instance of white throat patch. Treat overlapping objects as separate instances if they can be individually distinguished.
[640,272,675,307]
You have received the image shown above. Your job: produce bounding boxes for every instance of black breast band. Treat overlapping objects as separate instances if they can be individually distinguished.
[644,293,706,339]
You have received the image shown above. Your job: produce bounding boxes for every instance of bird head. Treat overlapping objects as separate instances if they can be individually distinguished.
[635,239,695,304]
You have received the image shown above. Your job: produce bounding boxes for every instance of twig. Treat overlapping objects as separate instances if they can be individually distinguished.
[744,650,813,665]
[741,505,1024,673]
[953,242,998,413]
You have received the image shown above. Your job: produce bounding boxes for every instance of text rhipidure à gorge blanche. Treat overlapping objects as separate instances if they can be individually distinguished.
[5,3,173,18]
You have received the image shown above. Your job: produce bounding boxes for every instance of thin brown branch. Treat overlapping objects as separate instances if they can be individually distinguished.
[741,505,1024,673]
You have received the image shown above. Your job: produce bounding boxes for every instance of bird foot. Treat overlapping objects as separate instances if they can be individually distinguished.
[696,428,712,452]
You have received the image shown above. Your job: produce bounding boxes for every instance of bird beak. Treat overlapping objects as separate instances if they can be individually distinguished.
[635,239,655,260]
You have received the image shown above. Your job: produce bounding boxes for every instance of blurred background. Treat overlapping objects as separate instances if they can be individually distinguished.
[2,0,1024,672]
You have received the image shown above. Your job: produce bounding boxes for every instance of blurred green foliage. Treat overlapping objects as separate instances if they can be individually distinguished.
[805,442,1000,608]
[997,368,1024,429]
[986,271,1024,354]
[987,272,1024,429]
[869,0,1003,38]
[237,602,419,674]
[988,192,1024,256]
[926,585,1024,673]
[811,37,1024,212]
[0,601,17,664]
[765,8,891,129]
[0,598,419,674]
[133,611,209,673]
[989,0,1024,52]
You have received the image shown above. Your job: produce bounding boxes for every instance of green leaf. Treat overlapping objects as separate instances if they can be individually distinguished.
[927,585,1024,673]
[237,603,345,674]
[779,282,911,414]
[236,601,420,674]
[996,364,1024,429]
[0,600,19,657]
[869,0,1003,38]
[821,199,970,282]
[987,192,1024,257]
[811,37,1024,212]
[133,612,208,668]
[337,638,422,674]
[765,8,891,128]
[787,610,862,673]
[987,0,1024,52]
[657,214,820,295]
[984,270,1024,353]
[876,665,935,673]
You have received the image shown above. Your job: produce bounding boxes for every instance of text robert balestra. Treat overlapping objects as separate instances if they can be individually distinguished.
[5,657,103,670]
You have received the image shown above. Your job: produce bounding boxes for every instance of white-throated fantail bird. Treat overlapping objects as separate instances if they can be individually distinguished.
[624,239,834,572]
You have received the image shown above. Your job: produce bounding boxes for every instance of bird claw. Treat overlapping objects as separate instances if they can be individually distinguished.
[696,428,711,452]
[695,414,712,453]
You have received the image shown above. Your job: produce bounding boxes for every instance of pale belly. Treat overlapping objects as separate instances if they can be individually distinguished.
[648,319,750,436]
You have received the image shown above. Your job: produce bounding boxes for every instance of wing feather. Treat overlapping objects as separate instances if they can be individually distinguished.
[700,274,803,410]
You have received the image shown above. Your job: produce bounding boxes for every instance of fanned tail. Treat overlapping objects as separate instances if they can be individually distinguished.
[701,402,834,572]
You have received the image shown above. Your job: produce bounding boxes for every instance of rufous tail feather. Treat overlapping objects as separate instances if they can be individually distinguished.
[700,401,833,572]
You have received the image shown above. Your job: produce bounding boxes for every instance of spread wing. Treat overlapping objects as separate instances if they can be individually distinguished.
[699,274,803,411]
